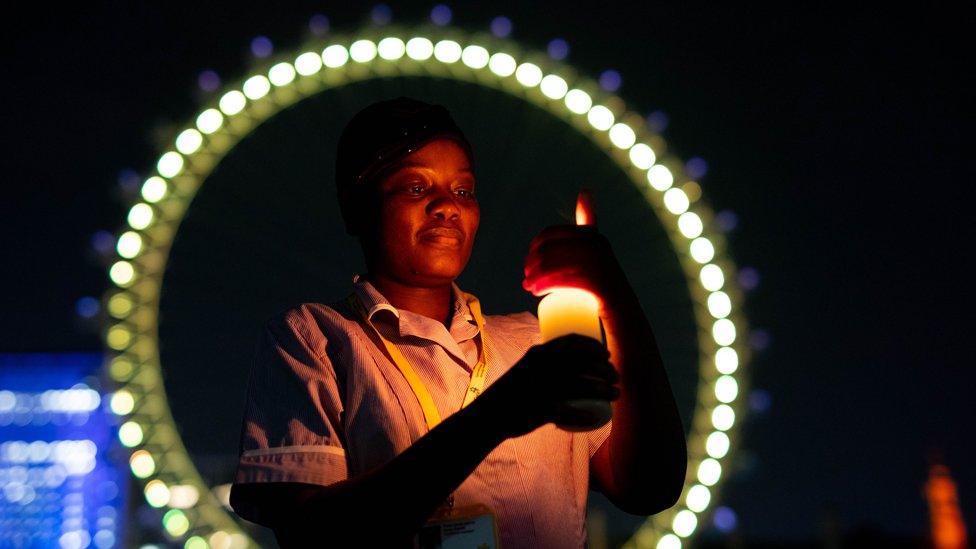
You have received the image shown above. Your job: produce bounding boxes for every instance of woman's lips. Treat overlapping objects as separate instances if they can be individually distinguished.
[419,227,464,246]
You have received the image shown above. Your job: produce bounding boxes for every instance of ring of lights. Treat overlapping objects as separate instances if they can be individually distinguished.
[102,24,750,549]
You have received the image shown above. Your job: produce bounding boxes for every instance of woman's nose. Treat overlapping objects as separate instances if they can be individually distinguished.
[428,189,460,220]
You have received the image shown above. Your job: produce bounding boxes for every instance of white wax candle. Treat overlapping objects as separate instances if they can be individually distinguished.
[538,288,613,432]
[538,288,603,343]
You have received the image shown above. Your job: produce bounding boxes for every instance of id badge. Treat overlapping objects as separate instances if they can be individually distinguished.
[417,504,499,549]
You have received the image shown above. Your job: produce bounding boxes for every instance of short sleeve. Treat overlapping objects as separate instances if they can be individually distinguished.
[233,310,348,495]
[586,419,613,458]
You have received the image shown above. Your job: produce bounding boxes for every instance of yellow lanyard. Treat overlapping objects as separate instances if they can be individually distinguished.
[347,291,490,431]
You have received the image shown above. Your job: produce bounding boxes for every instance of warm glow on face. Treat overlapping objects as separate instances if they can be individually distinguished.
[364,139,479,286]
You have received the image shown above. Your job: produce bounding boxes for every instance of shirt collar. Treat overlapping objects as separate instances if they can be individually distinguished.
[351,273,477,337]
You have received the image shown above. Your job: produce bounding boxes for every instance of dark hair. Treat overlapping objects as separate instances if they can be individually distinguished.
[335,97,473,236]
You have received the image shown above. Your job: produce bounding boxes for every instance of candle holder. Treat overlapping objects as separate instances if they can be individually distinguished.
[537,288,613,432]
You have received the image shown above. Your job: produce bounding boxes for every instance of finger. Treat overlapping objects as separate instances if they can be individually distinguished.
[523,269,594,296]
[564,375,621,401]
[584,359,619,384]
[551,401,612,427]
[575,188,597,227]
[546,334,611,361]
[545,334,610,358]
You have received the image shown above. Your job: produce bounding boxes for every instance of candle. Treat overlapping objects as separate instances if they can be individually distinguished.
[538,287,613,432]
[538,288,603,342]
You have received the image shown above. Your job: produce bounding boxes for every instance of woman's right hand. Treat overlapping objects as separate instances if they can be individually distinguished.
[476,333,620,439]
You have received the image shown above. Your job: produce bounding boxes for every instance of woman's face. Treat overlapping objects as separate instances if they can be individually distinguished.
[360,138,480,287]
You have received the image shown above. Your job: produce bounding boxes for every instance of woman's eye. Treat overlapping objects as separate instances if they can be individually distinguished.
[455,188,476,199]
[406,183,425,194]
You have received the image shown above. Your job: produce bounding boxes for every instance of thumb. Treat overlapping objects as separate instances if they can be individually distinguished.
[575,188,597,227]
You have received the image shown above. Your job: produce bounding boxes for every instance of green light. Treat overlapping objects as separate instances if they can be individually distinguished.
[119,421,144,447]
[110,390,135,415]
[129,450,155,478]
[185,536,209,549]
[164,509,190,537]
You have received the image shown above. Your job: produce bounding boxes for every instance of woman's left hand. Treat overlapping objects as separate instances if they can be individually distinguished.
[522,189,632,310]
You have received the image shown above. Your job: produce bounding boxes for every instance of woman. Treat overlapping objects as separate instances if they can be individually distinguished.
[230,97,686,548]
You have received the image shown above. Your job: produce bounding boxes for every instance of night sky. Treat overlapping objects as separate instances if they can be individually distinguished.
[3,2,971,545]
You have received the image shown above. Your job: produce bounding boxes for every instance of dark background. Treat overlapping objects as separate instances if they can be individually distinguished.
[3,2,970,545]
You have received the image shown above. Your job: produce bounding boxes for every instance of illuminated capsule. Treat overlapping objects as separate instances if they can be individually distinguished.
[488,52,516,76]
[243,75,271,99]
[540,74,568,99]
[715,346,739,374]
[706,431,730,458]
[587,105,614,131]
[110,390,135,416]
[686,484,711,512]
[144,479,170,507]
[406,37,434,60]
[118,421,143,447]
[378,37,406,60]
[515,63,543,87]
[163,509,190,536]
[269,62,296,86]
[157,152,183,178]
[322,45,349,68]
[672,509,697,537]
[219,91,246,115]
[697,458,721,486]
[295,52,323,75]
[648,164,673,191]
[141,176,167,203]
[608,123,636,149]
[564,89,592,114]
[129,450,155,478]
[433,40,461,63]
[461,45,489,68]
